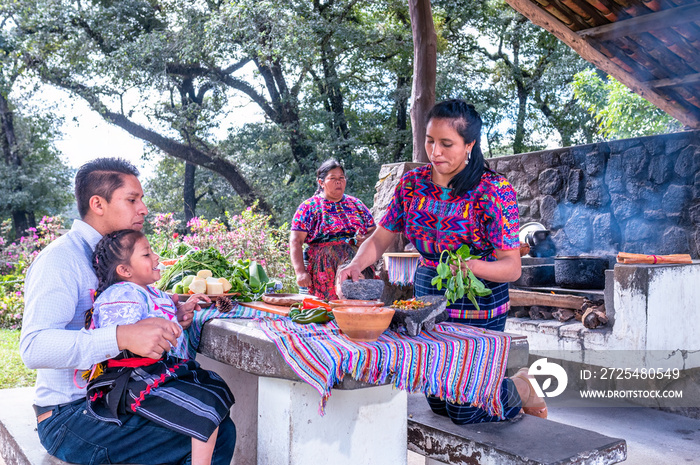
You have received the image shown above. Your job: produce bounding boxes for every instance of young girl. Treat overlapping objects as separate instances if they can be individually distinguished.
[84,229,235,465]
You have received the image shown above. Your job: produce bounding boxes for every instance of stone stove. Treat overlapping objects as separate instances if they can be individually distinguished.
[505,261,700,371]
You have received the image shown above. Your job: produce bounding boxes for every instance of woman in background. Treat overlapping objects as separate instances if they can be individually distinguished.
[290,159,376,300]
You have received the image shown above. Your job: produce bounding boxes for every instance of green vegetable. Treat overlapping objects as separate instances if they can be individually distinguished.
[163,270,195,291]
[182,275,195,293]
[290,307,334,324]
[173,283,184,294]
[247,261,270,291]
[430,245,492,309]
[155,247,275,302]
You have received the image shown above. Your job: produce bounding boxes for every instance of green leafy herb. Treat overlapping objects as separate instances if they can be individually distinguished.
[430,245,492,309]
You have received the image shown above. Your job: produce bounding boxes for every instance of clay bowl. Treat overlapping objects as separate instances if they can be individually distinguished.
[329,299,383,309]
[332,306,395,342]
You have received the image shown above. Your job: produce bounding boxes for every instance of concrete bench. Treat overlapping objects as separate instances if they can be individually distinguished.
[0,387,67,465]
[407,393,627,465]
[2,388,628,465]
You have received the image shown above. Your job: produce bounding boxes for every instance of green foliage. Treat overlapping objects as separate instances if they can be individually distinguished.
[433,0,597,154]
[10,0,412,221]
[144,157,244,227]
[0,114,73,231]
[0,329,36,389]
[571,69,682,140]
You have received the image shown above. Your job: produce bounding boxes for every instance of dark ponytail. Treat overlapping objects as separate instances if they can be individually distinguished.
[425,99,485,197]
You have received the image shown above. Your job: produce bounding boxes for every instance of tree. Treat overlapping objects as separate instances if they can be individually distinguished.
[432,0,597,154]
[144,155,244,230]
[0,15,72,238]
[571,69,682,140]
[9,0,414,220]
[0,107,73,238]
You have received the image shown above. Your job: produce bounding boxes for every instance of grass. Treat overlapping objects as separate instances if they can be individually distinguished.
[0,329,36,389]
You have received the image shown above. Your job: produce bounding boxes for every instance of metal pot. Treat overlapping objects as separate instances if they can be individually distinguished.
[519,222,556,257]
[554,256,608,289]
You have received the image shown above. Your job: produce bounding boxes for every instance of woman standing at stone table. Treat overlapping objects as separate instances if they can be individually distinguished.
[289,159,377,301]
[336,99,547,423]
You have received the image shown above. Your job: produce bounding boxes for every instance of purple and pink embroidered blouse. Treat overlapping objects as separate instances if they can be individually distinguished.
[379,165,519,261]
[291,194,376,245]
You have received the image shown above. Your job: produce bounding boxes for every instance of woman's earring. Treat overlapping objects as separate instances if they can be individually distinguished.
[465,151,472,165]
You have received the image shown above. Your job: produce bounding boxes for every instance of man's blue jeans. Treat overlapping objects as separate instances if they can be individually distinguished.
[37,399,236,464]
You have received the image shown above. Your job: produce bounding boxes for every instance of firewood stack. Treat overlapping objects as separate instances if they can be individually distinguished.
[509,289,608,328]
[580,299,607,329]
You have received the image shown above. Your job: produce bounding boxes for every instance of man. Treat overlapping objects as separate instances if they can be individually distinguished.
[20,157,236,464]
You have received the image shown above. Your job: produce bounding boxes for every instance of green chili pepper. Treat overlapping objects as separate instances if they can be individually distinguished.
[289,308,301,318]
[291,307,334,324]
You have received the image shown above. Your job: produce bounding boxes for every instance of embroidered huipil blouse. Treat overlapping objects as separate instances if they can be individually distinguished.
[291,194,375,244]
[93,282,187,358]
[380,165,519,319]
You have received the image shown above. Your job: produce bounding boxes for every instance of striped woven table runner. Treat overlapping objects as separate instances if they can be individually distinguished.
[181,305,510,419]
[258,319,511,418]
[178,304,282,359]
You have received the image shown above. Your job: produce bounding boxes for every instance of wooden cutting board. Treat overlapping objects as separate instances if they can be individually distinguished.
[239,301,292,316]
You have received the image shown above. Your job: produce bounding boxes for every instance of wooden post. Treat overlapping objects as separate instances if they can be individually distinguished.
[408,0,436,163]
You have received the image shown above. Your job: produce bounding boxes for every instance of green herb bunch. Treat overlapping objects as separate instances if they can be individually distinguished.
[430,245,492,309]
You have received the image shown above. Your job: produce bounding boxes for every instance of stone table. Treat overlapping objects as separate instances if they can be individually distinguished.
[196,318,529,465]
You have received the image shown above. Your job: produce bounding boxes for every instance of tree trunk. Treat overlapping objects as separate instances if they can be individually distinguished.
[254,59,316,176]
[392,75,410,163]
[0,93,19,166]
[320,44,350,141]
[184,162,196,223]
[0,93,34,237]
[513,83,528,154]
[11,210,31,238]
[408,0,436,163]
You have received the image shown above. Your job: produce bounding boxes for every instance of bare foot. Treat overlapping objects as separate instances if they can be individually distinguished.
[511,368,548,419]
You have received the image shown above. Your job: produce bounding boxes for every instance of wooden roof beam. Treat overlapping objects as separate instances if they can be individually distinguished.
[577,3,700,41]
[505,0,700,129]
[650,72,700,89]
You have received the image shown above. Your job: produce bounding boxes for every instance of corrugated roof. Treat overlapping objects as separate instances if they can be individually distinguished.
[506,0,700,129]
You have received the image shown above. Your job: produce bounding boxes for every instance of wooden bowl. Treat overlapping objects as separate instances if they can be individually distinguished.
[329,299,383,309]
[332,306,395,342]
[262,293,308,306]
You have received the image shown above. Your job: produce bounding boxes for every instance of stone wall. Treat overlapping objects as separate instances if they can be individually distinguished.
[371,162,425,254]
[489,130,700,258]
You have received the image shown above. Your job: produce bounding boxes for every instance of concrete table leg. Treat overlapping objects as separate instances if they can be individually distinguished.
[257,378,408,465]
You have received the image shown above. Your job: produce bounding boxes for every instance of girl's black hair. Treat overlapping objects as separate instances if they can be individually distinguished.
[425,99,486,197]
[314,159,345,195]
[92,229,146,297]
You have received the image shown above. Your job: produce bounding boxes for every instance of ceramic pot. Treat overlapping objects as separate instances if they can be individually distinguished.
[329,299,383,309]
[332,306,395,342]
